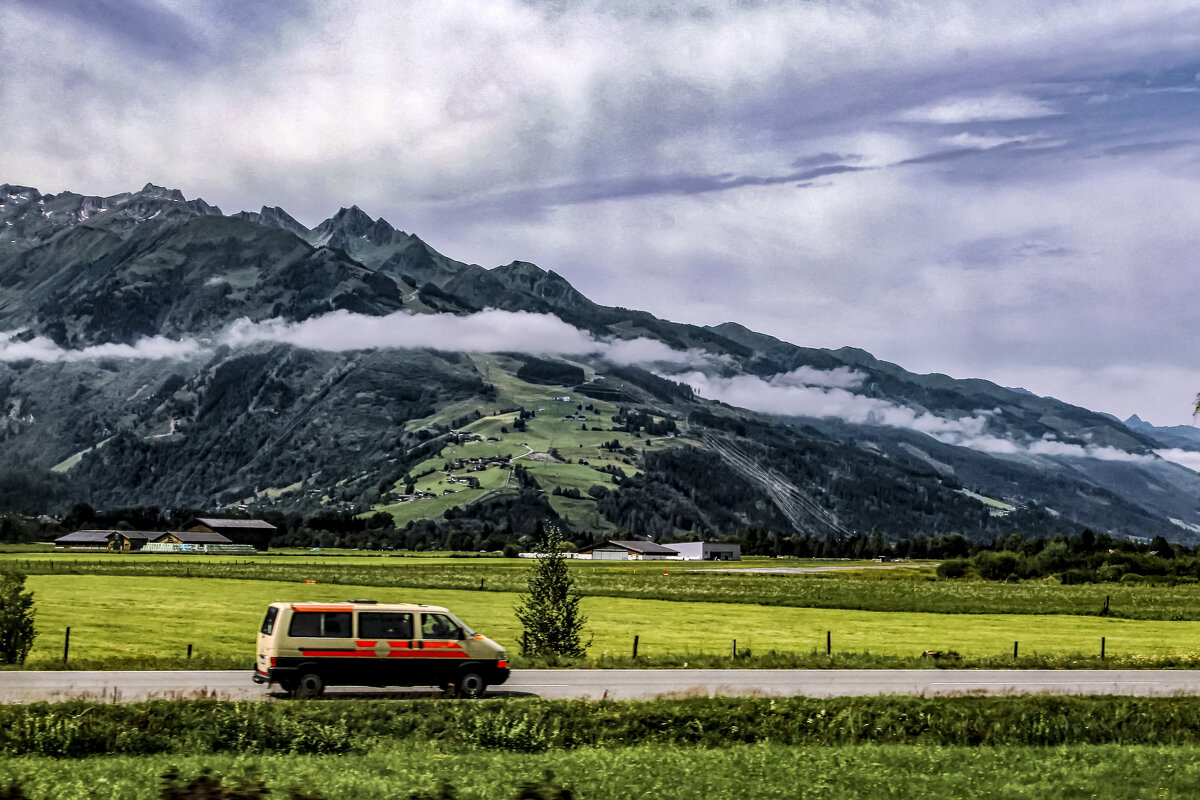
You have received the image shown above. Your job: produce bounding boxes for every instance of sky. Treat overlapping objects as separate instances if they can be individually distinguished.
[3,1,1200,426]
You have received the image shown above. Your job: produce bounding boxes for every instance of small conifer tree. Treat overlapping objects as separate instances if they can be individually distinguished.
[515,525,588,657]
[0,570,35,665]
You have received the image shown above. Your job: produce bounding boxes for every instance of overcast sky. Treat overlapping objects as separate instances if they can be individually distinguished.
[4,1,1200,425]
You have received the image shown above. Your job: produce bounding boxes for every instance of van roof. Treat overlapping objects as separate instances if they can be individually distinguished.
[279,601,451,613]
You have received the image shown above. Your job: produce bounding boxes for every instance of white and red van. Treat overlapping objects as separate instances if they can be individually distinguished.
[253,600,509,698]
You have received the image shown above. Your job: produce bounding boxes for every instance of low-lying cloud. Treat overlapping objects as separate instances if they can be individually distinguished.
[0,330,202,363]
[1,310,719,368]
[676,369,1154,463]
[1154,448,1200,473]
[220,308,722,367]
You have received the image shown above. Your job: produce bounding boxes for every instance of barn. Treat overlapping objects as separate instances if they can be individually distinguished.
[577,540,681,560]
[53,530,113,550]
[182,518,276,551]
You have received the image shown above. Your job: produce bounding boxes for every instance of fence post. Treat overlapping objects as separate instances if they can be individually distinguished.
[187,644,193,660]
[826,630,831,656]
[1013,641,1019,659]
[731,639,737,658]
[632,635,639,659]
[63,627,70,664]
[1101,636,1106,660]
[479,577,485,591]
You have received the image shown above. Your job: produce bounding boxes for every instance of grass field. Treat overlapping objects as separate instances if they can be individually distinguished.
[14,554,1200,620]
[15,574,1200,668]
[370,356,689,526]
[8,744,1200,800]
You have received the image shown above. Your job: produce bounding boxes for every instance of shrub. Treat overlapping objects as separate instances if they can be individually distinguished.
[937,558,968,579]
[0,571,35,665]
[973,551,1019,581]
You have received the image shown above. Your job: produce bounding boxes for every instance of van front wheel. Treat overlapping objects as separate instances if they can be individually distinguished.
[292,672,324,699]
[455,670,487,699]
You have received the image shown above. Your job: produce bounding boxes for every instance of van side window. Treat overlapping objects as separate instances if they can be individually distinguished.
[421,613,461,640]
[359,612,413,639]
[289,611,352,638]
[260,606,278,635]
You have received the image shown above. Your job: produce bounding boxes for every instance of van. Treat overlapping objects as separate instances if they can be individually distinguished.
[252,600,509,698]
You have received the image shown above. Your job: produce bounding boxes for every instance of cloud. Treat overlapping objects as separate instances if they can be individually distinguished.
[0,331,203,362]
[1,309,725,369]
[940,132,1040,150]
[674,368,1155,463]
[1155,448,1200,473]
[219,308,728,367]
[898,92,1061,124]
[220,309,600,355]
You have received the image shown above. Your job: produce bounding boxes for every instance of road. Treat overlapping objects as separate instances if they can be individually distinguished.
[3,669,1200,703]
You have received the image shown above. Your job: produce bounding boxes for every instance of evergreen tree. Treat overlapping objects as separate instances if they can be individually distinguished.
[0,571,35,665]
[515,525,588,657]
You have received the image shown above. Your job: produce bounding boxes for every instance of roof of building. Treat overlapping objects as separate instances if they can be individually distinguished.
[190,517,277,531]
[54,530,116,544]
[111,531,159,541]
[586,540,680,555]
[159,530,234,545]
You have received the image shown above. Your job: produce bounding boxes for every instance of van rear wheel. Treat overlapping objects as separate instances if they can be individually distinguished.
[455,670,487,699]
[292,672,324,699]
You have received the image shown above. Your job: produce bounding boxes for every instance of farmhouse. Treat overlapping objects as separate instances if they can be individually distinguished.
[108,531,157,551]
[53,530,114,550]
[183,517,276,551]
[577,540,681,560]
[53,530,162,551]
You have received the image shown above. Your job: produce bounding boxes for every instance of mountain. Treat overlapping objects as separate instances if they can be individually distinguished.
[1124,415,1200,451]
[1,181,1198,546]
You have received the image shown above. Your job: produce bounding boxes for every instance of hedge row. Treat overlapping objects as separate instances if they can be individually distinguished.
[8,695,1200,757]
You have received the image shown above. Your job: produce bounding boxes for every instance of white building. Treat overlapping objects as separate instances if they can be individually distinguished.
[664,542,741,561]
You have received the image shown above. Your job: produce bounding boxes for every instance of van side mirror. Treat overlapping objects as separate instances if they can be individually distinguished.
[457,629,466,640]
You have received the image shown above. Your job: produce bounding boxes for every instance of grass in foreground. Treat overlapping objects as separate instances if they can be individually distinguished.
[6,744,1200,800]
[8,697,1200,798]
[13,574,1200,669]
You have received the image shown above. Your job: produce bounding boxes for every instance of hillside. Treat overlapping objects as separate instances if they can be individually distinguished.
[1,181,1198,545]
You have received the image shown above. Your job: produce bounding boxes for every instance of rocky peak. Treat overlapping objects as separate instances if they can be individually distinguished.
[140,183,186,202]
[236,205,309,238]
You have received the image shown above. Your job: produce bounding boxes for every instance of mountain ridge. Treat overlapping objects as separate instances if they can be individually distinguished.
[1,180,1196,545]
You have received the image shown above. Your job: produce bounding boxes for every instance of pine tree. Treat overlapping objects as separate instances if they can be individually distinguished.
[0,571,35,665]
[515,525,588,657]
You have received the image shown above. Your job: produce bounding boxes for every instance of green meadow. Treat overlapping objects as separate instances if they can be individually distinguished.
[12,554,1200,620]
[15,574,1200,668]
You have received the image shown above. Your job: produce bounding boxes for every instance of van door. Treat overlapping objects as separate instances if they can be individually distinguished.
[416,612,468,685]
[357,611,417,686]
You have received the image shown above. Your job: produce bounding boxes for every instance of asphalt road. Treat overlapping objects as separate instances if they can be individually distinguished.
[4,669,1200,703]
